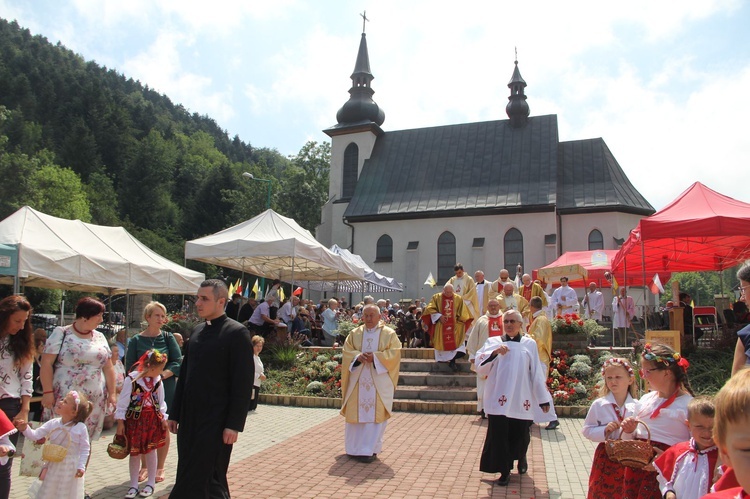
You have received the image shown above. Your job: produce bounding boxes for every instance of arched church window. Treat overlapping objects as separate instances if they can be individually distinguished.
[342,143,358,199]
[504,228,524,270]
[437,232,456,283]
[588,229,604,250]
[376,235,393,262]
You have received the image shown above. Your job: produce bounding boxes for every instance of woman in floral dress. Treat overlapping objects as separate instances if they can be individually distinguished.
[40,297,117,443]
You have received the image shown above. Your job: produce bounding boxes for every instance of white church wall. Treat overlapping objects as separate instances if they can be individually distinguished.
[347,211,557,303]
[328,131,378,200]
[559,212,642,253]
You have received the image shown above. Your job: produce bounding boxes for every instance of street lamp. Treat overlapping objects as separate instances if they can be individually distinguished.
[242,172,272,209]
[242,172,273,298]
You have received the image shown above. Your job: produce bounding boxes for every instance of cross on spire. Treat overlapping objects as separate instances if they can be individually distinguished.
[515,46,518,63]
[360,11,369,33]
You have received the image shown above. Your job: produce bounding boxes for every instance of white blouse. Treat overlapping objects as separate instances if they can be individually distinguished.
[114,372,168,421]
[625,390,692,446]
[0,336,33,399]
[582,392,636,442]
[22,418,90,470]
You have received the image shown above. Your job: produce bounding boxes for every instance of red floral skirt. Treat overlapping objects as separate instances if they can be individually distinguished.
[622,440,671,499]
[588,442,628,498]
[124,405,167,456]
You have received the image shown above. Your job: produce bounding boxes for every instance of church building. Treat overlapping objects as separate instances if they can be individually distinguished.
[316,31,654,300]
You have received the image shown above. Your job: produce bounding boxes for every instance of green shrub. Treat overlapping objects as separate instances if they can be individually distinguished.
[268,343,301,370]
[306,381,325,393]
[686,349,733,396]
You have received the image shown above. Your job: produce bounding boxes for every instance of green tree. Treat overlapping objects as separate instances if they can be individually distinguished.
[278,141,330,231]
[27,160,91,221]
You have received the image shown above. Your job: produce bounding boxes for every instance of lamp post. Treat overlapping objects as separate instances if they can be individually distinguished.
[242,172,273,298]
[242,172,272,209]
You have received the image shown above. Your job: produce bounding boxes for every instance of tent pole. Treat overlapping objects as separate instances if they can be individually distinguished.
[641,240,648,333]
[290,255,295,302]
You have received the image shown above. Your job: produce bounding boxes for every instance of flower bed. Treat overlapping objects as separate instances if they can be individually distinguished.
[551,313,607,341]
[261,347,343,398]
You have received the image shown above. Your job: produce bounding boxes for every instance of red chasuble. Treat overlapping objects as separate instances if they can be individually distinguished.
[522,285,533,302]
[441,294,457,350]
[487,316,503,337]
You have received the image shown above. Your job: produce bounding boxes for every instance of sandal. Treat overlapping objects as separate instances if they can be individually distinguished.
[125,487,139,499]
[138,468,148,483]
[139,485,154,497]
[155,468,165,483]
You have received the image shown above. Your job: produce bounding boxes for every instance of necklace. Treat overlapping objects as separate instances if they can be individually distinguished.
[72,323,92,336]
[141,330,161,347]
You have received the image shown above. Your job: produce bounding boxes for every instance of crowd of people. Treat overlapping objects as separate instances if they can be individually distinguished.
[0,261,747,498]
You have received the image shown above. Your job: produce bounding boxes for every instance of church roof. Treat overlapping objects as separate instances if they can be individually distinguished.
[343,115,654,222]
[344,115,559,221]
[557,138,653,215]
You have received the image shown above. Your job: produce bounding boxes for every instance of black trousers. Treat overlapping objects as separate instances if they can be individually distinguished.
[479,414,532,477]
[173,424,233,499]
[0,398,21,499]
[248,386,260,411]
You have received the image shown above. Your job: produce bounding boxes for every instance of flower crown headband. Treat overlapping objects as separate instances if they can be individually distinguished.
[642,343,689,372]
[69,390,80,409]
[147,350,167,363]
[601,357,635,377]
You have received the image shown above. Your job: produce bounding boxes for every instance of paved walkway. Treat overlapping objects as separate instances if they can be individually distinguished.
[9,407,597,498]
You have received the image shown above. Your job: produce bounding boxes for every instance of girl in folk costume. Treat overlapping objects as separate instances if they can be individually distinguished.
[582,357,638,498]
[115,350,168,499]
[620,343,694,499]
[16,391,93,499]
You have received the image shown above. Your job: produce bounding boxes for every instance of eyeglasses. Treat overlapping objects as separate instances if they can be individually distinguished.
[503,320,519,324]
[740,284,750,296]
[639,367,664,377]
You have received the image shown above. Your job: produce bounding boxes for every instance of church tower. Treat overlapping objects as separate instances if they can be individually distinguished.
[506,58,530,128]
[318,17,385,249]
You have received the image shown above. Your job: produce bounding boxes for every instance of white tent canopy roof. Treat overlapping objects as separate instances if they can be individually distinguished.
[301,244,402,292]
[0,206,205,294]
[184,209,365,282]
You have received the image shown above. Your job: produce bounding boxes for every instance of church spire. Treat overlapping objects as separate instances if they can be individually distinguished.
[335,15,385,127]
[506,53,529,128]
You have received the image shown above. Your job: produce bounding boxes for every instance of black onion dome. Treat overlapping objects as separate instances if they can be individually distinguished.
[335,33,385,126]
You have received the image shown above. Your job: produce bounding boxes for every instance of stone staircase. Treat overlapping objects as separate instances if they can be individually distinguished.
[393,348,479,414]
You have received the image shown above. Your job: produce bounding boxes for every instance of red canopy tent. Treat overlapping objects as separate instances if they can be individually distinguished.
[611,182,750,277]
[535,249,666,289]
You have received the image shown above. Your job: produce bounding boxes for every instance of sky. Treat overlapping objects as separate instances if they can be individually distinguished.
[1,0,749,210]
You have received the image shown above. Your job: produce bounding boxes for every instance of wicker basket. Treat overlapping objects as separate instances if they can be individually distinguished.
[41,428,70,463]
[605,420,655,468]
[107,434,129,460]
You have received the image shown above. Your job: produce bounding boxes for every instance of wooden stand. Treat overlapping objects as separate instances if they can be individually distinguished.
[669,307,685,346]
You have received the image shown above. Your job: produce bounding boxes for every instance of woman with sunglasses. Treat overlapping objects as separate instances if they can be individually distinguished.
[620,342,694,499]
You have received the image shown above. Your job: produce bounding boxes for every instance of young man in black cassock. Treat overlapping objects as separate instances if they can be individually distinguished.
[168,279,254,499]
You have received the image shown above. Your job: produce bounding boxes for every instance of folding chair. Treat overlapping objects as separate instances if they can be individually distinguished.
[693,306,718,347]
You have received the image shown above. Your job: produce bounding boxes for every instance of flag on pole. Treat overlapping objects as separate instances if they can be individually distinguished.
[648,273,665,295]
[293,286,303,296]
[243,284,249,298]
[252,279,259,299]
[236,279,243,295]
[279,286,286,302]
[228,281,235,296]
[610,274,619,293]
[424,272,437,288]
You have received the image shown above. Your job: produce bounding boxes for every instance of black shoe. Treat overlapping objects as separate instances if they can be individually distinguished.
[497,474,511,486]
[546,420,560,430]
[449,359,459,372]
[480,409,486,420]
[517,457,528,474]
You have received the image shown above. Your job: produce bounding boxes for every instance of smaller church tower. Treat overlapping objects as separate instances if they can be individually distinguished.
[506,59,530,128]
[318,14,385,250]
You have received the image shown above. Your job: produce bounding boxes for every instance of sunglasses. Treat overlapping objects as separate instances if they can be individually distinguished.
[503,320,519,324]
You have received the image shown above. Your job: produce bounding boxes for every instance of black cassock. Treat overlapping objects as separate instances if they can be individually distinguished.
[169,315,254,499]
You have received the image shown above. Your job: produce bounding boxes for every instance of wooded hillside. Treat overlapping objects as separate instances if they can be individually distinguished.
[0,18,330,270]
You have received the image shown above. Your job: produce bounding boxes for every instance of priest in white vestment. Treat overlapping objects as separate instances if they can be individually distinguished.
[476,310,554,486]
[466,299,503,418]
[341,304,401,462]
[582,282,605,321]
[474,271,493,316]
[550,276,579,316]
[447,263,479,320]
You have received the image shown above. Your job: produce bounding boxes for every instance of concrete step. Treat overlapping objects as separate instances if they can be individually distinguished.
[399,348,436,359]
[395,385,477,401]
[400,358,472,373]
[393,398,480,415]
[398,372,477,387]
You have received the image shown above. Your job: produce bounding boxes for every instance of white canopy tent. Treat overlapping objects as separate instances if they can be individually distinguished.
[184,209,365,286]
[0,206,205,294]
[300,244,402,293]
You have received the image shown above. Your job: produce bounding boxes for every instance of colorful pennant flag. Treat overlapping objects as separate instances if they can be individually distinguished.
[252,279,259,299]
[648,273,665,295]
[279,286,286,302]
[228,281,235,296]
[293,286,303,296]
